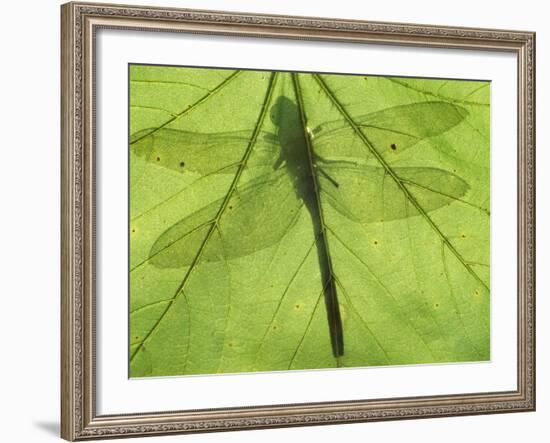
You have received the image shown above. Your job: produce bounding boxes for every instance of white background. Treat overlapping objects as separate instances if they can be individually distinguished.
[0,0,546,442]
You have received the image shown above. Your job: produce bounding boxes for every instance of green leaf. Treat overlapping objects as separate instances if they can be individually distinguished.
[129,65,490,377]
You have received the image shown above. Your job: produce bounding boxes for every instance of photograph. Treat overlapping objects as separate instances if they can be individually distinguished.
[129,65,491,377]
[0,0,544,441]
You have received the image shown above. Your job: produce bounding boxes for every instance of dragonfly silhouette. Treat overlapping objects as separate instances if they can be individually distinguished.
[130,72,470,359]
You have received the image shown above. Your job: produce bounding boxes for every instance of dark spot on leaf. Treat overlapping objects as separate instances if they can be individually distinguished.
[156,156,160,162]
[294,304,301,310]
[229,205,233,210]
[391,143,397,150]
[180,161,185,168]
[435,303,439,308]
[461,234,466,238]
[374,240,378,245]
[131,229,135,233]
[272,325,277,330]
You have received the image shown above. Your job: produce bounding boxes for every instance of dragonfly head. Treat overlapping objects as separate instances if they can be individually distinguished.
[270,96,298,129]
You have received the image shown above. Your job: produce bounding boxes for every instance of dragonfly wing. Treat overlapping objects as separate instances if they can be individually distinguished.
[130,128,279,176]
[148,168,303,269]
[319,164,470,223]
[311,101,468,160]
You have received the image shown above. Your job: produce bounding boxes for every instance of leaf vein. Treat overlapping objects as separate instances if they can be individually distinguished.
[130,72,278,364]
[315,73,489,293]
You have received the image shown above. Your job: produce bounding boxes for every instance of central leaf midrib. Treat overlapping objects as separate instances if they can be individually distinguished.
[293,73,344,358]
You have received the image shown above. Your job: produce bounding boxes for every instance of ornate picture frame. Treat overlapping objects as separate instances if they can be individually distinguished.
[61,1,535,440]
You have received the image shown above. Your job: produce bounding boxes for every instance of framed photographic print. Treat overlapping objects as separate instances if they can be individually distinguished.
[61,1,536,440]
